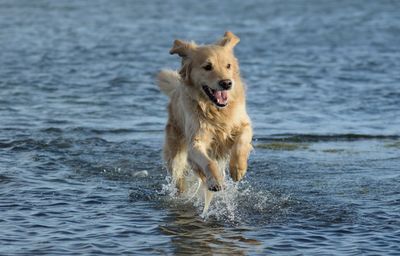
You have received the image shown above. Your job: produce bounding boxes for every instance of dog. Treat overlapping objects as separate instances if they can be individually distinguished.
[157,31,253,214]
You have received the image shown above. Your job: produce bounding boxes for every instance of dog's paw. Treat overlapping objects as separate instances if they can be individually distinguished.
[208,184,222,192]
[208,183,226,192]
[204,162,225,191]
[229,166,247,182]
[206,177,225,192]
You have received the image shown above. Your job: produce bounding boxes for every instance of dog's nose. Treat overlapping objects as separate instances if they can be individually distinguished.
[219,79,232,90]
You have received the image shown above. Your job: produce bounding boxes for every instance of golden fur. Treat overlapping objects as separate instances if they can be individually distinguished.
[157,31,253,193]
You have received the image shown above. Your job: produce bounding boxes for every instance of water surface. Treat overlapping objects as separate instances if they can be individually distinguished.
[1,0,399,255]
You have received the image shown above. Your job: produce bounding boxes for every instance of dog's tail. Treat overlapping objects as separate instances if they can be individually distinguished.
[157,70,182,97]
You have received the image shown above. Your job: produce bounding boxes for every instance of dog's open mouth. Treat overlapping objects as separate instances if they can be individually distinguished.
[202,85,229,107]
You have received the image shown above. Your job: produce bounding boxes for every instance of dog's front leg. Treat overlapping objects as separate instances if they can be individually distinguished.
[188,137,224,191]
[229,122,253,182]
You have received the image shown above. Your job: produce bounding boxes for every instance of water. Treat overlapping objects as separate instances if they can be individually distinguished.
[1,0,400,255]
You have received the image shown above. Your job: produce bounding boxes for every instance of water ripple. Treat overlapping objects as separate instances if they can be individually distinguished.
[1,0,400,255]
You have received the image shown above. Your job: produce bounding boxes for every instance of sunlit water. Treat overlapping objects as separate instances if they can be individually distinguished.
[1,0,399,255]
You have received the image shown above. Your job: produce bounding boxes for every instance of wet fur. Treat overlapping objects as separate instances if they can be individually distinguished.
[157,31,253,194]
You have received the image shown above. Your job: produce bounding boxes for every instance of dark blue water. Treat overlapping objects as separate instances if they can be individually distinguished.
[1,0,400,255]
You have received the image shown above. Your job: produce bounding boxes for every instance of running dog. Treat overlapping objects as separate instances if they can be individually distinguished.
[157,31,253,213]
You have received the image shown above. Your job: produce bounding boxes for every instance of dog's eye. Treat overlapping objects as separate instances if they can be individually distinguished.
[227,64,231,69]
[203,63,213,71]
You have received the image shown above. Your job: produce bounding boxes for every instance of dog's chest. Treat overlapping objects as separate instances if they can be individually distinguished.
[207,124,240,159]
[195,102,243,159]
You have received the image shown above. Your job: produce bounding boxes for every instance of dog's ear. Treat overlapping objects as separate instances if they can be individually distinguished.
[217,31,240,50]
[170,39,196,82]
[169,40,196,58]
[179,60,192,82]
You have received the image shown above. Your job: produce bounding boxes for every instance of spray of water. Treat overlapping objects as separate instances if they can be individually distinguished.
[159,173,292,224]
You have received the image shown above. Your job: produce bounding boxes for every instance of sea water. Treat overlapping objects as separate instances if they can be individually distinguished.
[1,0,399,255]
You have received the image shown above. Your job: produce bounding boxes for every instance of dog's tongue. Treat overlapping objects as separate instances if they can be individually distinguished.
[214,90,228,105]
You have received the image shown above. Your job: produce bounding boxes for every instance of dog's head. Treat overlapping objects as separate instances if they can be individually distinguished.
[170,31,241,108]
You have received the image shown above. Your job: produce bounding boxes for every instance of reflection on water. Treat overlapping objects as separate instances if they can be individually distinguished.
[159,209,261,255]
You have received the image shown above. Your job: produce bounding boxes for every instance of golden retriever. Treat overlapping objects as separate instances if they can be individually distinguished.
[157,31,253,213]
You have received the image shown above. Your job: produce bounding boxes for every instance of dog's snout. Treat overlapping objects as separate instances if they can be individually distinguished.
[219,79,232,90]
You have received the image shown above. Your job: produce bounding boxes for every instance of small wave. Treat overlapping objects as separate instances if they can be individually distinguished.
[40,127,64,133]
[255,133,400,143]
[3,138,75,151]
[70,127,163,135]
[0,174,12,184]
[1,137,109,151]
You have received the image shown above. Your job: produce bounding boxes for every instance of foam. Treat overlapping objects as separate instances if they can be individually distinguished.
[160,174,292,224]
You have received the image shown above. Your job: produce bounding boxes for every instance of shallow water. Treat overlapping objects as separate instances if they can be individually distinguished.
[1,0,400,255]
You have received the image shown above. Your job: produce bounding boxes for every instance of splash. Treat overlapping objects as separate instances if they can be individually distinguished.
[160,173,292,224]
[159,176,179,198]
